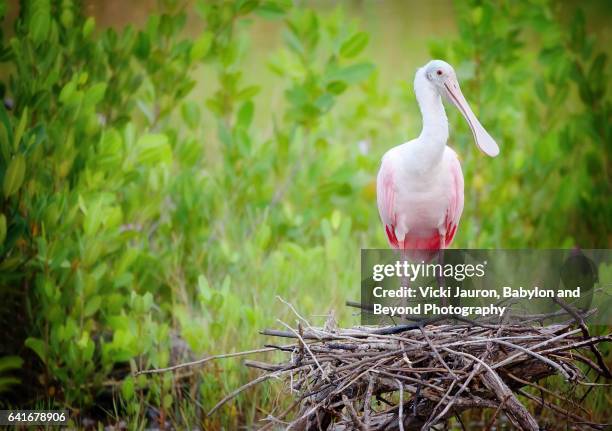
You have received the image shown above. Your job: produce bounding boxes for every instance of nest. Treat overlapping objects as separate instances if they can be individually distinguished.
[139,300,611,430]
[206,299,611,431]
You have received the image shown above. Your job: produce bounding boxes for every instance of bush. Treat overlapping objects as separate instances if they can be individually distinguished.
[428,1,610,248]
[0,0,377,425]
[0,0,608,427]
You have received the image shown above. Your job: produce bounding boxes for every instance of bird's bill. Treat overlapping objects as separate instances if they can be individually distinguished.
[443,77,500,157]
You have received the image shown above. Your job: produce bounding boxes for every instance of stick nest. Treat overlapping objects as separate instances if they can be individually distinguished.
[230,309,611,430]
[140,301,612,430]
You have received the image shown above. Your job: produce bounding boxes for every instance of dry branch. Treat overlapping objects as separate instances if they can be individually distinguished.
[248,316,609,430]
[137,304,611,430]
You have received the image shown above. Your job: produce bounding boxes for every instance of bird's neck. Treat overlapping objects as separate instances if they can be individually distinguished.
[411,70,449,170]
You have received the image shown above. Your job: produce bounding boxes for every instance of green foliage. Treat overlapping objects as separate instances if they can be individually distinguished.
[0,355,22,398]
[428,1,611,248]
[0,0,608,427]
[427,1,611,424]
[0,0,372,425]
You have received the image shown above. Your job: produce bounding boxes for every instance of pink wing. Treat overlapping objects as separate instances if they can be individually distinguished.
[376,159,399,248]
[443,150,464,247]
[376,151,464,251]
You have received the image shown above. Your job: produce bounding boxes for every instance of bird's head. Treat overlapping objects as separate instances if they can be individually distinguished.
[420,59,500,157]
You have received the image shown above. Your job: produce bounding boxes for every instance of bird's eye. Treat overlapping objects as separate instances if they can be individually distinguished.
[436,70,443,76]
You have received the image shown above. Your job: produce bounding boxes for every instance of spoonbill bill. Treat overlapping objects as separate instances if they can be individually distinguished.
[377,60,499,256]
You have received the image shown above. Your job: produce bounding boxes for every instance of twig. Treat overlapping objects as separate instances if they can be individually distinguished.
[258,399,301,431]
[553,297,612,378]
[484,394,509,431]
[277,319,329,381]
[492,328,582,369]
[444,347,538,430]
[343,395,367,431]
[516,388,605,428]
[419,326,457,380]
[396,379,405,431]
[506,372,589,416]
[363,373,375,426]
[208,371,282,416]
[134,347,278,375]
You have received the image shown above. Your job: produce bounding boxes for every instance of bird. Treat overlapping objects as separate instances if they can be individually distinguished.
[376,60,499,259]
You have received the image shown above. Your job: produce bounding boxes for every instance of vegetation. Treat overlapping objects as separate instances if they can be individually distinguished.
[0,0,609,428]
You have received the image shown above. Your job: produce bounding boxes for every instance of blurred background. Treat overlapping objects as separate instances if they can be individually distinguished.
[0,0,610,428]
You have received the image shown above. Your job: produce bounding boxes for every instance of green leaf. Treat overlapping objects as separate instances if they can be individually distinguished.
[256,1,287,19]
[327,62,375,84]
[0,377,21,392]
[198,275,212,302]
[0,122,9,161]
[315,93,334,112]
[13,107,28,151]
[237,101,254,129]
[471,6,483,25]
[60,8,74,28]
[30,0,51,44]
[331,210,341,230]
[570,9,586,51]
[0,355,22,373]
[237,85,261,100]
[25,337,46,363]
[588,53,606,82]
[217,121,232,147]
[97,128,123,170]
[181,101,200,130]
[83,295,102,317]
[122,375,135,400]
[327,81,347,95]
[3,154,26,198]
[83,16,95,38]
[0,213,6,245]
[136,133,172,165]
[237,0,259,15]
[283,29,304,55]
[190,31,213,62]
[59,81,78,105]
[286,85,307,107]
[340,32,369,58]
[133,32,150,60]
[534,79,547,103]
[83,83,107,108]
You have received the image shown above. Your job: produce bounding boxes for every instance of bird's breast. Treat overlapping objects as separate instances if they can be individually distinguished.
[393,158,454,234]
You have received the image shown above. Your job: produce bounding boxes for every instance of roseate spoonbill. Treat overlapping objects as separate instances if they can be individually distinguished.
[377,60,499,257]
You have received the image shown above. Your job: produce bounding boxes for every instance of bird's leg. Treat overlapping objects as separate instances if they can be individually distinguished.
[436,232,448,307]
[400,248,411,322]
[402,275,411,323]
